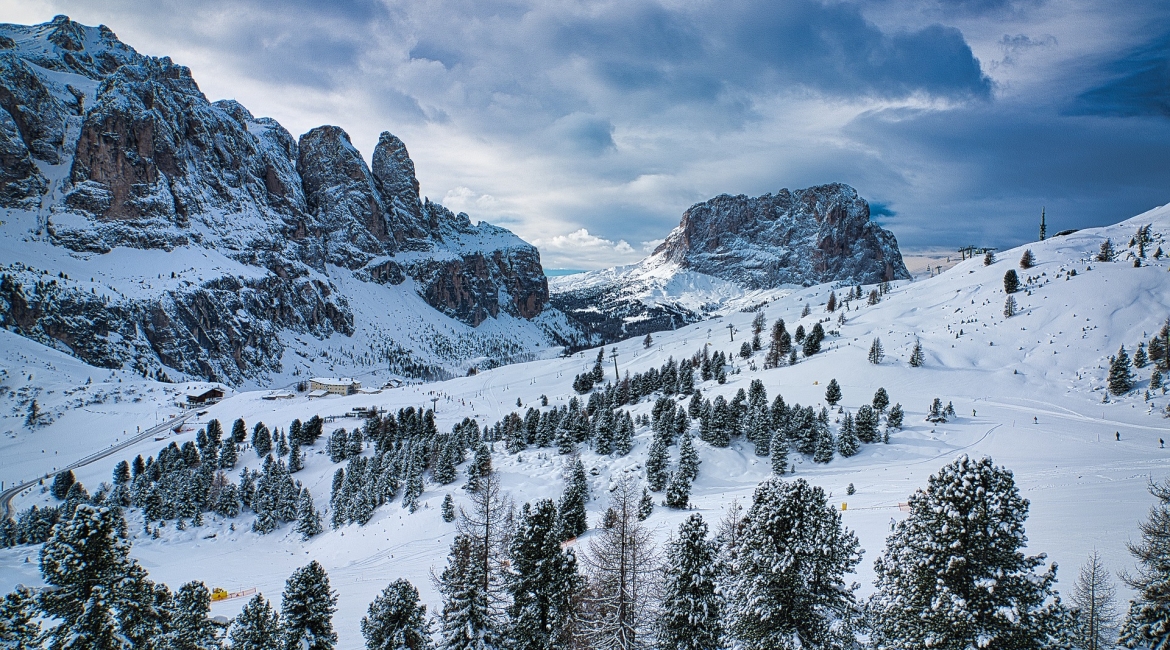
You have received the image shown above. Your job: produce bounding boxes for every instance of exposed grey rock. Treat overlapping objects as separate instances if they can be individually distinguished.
[0,105,47,206]
[0,53,70,163]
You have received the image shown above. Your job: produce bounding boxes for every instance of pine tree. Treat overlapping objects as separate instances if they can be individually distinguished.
[728,478,861,649]
[402,462,424,513]
[507,499,581,650]
[614,411,634,457]
[644,333,653,349]
[826,291,837,313]
[253,423,272,457]
[51,469,76,500]
[825,379,842,406]
[39,505,142,650]
[1119,478,1170,650]
[984,250,995,265]
[165,581,223,650]
[910,339,925,367]
[281,561,338,650]
[770,430,788,475]
[870,455,1071,650]
[0,586,40,649]
[296,489,323,540]
[855,405,879,443]
[328,429,349,463]
[802,322,825,357]
[437,534,498,650]
[442,494,457,523]
[1004,294,1018,318]
[1020,249,1036,269]
[1070,550,1119,650]
[1004,269,1021,293]
[557,459,589,541]
[1135,344,1149,369]
[1098,239,1114,262]
[580,477,659,650]
[638,488,654,521]
[362,579,432,650]
[765,320,789,369]
[677,430,700,482]
[647,437,670,491]
[468,443,493,492]
[657,514,722,650]
[665,472,691,509]
[230,594,281,650]
[1109,346,1136,395]
[886,403,904,430]
[219,439,238,469]
[872,387,890,414]
[837,412,860,458]
[812,424,835,463]
[868,338,884,364]
[1152,368,1164,392]
[25,399,40,427]
[751,311,766,351]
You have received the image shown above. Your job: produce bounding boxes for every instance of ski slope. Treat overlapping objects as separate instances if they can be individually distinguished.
[2,204,1169,648]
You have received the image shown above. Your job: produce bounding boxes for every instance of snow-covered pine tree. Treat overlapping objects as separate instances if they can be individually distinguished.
[614,411,634,457]
[281,561,338,650]
[869,337,884,364]
[984,250,995,265]
[837,412,860,458]
[1004,269,1021,294]
[296,489,323,540]
[558,459,589,541]
[230,594,281,650]
[765,320,789,369]
[657,514,722,650]
[803,322,825,357]
[825,378,842,406]
[678,430,700,482]
[812,424,835,463]
[872,387,890,414]
[770,430,788,475]
[1135,344,1149,369]
[638,488,654,521]
[455,470,514,641]
[468,443,492,491]
[910,339,925,367]
[39,505,144,649]
[1119,478,1170,650]
[218,440,237,469]
[442,494,457,523]
[402,462,424,513]
[231,418,247,444]
[665,472,691,509]
[328,429,349,463]
[253,423,272,457]
[1004,294,1019,318]
[1070,550,1119,650]
[855,405,879,443]
[886,403,904,430]
[362,579,432,650]
[728,478,861,649]
[507,499,581,650]
[438,534,498,650]
[50,469,75,500]
[826,291,838,313]
[1020,249,1036,269]
[646,437,670,491]
[0,585,40,648]
[1098,239,1114,262]
[644,333,653,349]
[1109,346,1136,395]
[870,455,1071,650]
[165,581,223,650]
[579,477,659,650]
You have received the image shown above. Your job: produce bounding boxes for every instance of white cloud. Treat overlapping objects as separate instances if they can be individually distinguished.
[531,228,641,269]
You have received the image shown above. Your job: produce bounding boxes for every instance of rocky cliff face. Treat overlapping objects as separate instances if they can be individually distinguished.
[0,16,554,385]
[550,183,910,343]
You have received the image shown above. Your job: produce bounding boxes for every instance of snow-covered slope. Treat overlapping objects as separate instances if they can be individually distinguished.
[2,203,1168,647]
[550,183,910,344]
[0,16,580,387]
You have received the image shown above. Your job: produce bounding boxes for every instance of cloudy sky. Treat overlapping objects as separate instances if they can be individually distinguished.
[6,0,1170,269]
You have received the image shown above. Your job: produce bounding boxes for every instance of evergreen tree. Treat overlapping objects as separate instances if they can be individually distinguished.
[437,534,497,650]
[910,339,925,367]
[40,505,142,650]
[281,561,338,650]
[1109,346,1136,395]
[219,440,237,469]
[638,488,654,521]
[288,442,304,473]
[826,291,838,313]
[868,337,884,364]
[644,333,653,348]
[402,463,424,513]
[253,424,272,457]
[802,322,825,357]
[665,472,692,509]
[646,437,670,491]
[1070,550,1119,650]
[812,425,835,463]
[296,489,323,540]
[1004,269,1021,293]
[677,431,700,482]
[1135,344,1149,369]
[328,429,349,463]
[886,403,905,430]
[1098,239,1114,262]
[231,418,247,444]
[557,459,589,541]
[591,349,606,384]
[362,579,431,650]
[855,405,879,443]
[507,499,581,650]
[837,412,860,458]
[433,440,458,485]
[51,469,76,500]
[765,320,790,369]
[984,250,995,265]
[728,478,861,649]
[1004,294,1019,317]
[165,581,223,650]
[442,494,457,523]
[825,379,842,406]
[1119,478,1170,650]
[872,387,890,414]
[230,594,281,650]
[1020,249,1036,269]
[614,411,634,457]
[468,443,493,492]
[770,430,788,475]
[870,455,1071,650]
[0,586,40,649]
[657,514,722,650]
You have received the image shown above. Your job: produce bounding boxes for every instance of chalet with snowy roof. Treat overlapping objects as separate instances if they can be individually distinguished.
[310,378,361,396]
[185,387,225,406]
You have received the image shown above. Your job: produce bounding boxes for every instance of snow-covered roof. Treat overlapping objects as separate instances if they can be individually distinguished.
[311,378,358,386]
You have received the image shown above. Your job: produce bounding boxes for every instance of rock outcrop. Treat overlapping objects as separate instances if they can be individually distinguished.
[551,183,910,343]
[0,16,554,385]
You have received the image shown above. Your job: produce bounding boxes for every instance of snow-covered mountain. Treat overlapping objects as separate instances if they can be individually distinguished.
[2,200,1166,648]
[551,183,910,343]
[0,16,582,388]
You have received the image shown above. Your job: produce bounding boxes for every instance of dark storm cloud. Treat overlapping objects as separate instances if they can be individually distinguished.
[1074,30,1170,118]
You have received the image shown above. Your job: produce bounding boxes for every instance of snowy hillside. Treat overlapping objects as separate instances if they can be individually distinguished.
[2,204,1169,648]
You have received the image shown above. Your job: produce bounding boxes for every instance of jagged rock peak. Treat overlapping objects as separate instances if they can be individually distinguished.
[655,182,910,288]
[0,15,145,79]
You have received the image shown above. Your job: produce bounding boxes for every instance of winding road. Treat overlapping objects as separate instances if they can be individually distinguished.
[0,411,196,519]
